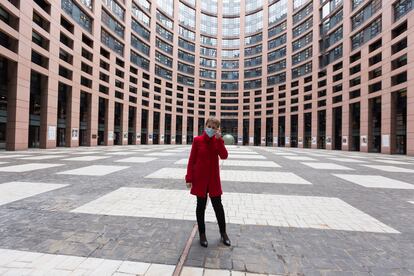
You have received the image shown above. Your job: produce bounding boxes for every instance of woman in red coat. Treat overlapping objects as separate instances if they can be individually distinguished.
[185,117,230,247]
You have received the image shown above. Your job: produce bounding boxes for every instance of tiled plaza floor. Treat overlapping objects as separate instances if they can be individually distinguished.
[0,145,413,275]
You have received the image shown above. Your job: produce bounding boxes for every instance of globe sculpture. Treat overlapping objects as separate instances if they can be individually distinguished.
[222,134,235,145]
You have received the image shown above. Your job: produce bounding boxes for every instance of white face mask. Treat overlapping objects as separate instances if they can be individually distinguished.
[205,127,215,137]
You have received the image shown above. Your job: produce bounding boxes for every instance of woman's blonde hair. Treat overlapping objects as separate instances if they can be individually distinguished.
[205,116,220,128]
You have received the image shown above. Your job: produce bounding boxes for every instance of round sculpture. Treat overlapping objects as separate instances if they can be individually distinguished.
[222,134,235,145]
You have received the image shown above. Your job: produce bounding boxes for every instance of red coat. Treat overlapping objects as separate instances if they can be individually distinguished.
[185,131,228,198]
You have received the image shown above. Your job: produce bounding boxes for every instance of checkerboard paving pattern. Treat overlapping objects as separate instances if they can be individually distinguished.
[362,165,414,173]
[57,165,130,176]
[228,154,266,160]
[301,162,354,170]
[175,159,281,168]
[0,163,64,172]
[115,157,158,163]
[0,182,68,206]
[145,168,311,184]
[333,174,414,189]
[327,157,368,163]
[62,156,110,161]
[72,188,398,233]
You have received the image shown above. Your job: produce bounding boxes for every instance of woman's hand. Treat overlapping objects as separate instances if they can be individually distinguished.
[186,182,192,189]
[215,128,222,139]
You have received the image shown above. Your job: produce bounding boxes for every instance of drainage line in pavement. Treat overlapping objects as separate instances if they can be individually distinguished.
[173,224,198,276]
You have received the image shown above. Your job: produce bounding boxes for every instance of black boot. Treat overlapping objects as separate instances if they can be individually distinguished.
[199,233,208,247]
[221,232,231,246]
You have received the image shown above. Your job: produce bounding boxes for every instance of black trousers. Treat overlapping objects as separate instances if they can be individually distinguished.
[196,196,226,234]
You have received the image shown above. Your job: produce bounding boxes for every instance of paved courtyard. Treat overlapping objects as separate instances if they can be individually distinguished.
[0,145,413,275]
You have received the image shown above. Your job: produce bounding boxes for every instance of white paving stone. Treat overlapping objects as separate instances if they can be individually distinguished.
[180,266,204,276]
[0,162,8,165]
[228,154,266,160]
[0,163,64,172]
[284,156,317,161]
[301,162,354,170]
[175,159,281,168]
[20,155,66,160]
[106,152,136,156]
[333,174,414,189]
[409,201,414,205]
[374,159,412,165]
[271,152,297,156]
[62,156,110,161]
[72,187,398,233]
[145,263,175,276]
[57,165,129,176]
[145,152,175,157]
[362,165,414,173]
[227,151,259,155]
[328,158,368,163]
[0,182,67,206]
[115,157,158,163]
[117,261,150,274]
[145,168,310,184]
[70,151,102,155]
[0,155,32,159]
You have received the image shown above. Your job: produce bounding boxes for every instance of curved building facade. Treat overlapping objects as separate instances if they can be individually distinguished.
[0,0,413,154]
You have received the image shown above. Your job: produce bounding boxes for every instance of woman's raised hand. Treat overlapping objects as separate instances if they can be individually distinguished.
[215,128,221,139]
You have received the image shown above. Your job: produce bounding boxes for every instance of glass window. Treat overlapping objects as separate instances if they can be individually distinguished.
[200,46,217,57]
[319,44,342,67]
[222,60,239,69]
[293,2,313,24]
[101,29,124,56]
[200,13,217,35]
[200,69,216,79]
[179,2,196,28]
[245,10,263,34]
[222,38,239,48]
[131,34,150,56]
[351,0,382,30]
[131,19,150,41]
[156,24,173,41]
[268,33,286,49]
[269,0,287,25]
[221,71,239,80]
[102,9,124,38]
[244,56,262,67]
[179,49,195,63]
[292,61,312,78]
[137,0,151,13]
[245,33,262,46]
[156,37,173,54]
[267,59,286,73]
[221,49,240,58]
[155,51,172,67]
[157,0,174,17]
[223,0,240,15]
[156,10,173,30]
[177,74,194,86]
[178,62,195,75]
[222,17,240,37]
[394,0,413,21]
[179,38,195,52]
[268,21,287,38]
[132,3,150,27]
[321,0,343,19]
[244,68,261,78]
[294,0,308,10]
[246,0,262,13]
[351,17,381,50]
[352,0,365,10]
[292,32,312,51]
[244,44,262,56]
[155,64,172,80]
[200,57,216,68]
[319,26,341,51]
[244,79,261,90]
[267,46,286,62]
[130,50,149,70]
[201,0,218,14]
[292,17,312,38]
[221,82,239,91]
[61,0,93,33]
[200,35,217,46]
[292,46,312,65]
[102,0,124,21]
[320,9,342,35]
[267,72,286,85]
[179,26,195,41]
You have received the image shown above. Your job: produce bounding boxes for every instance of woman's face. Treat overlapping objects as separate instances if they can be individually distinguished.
[206,122,219,131]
